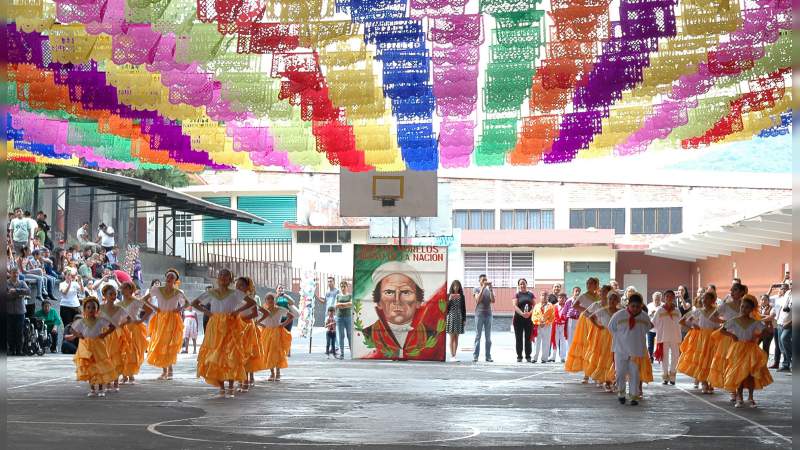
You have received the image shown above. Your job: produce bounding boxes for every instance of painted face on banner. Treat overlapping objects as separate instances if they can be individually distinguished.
[376,274,420,326]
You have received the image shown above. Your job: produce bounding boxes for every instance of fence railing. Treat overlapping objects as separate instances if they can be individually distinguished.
[184,239,292,266]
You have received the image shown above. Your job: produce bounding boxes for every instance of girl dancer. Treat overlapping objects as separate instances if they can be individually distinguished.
[100,285,129,392]
[678,291,719,394]
[719,295,773,407]
[192,269,256,398]
[118,282,152,384]
[66,297,116,397]
[143,269,187,380]
[582,285,612,383]
[565,277,601,379]
[258,294,298,381]
[708,283,748,401]
[236,276,263,392]
[586,291,621,392]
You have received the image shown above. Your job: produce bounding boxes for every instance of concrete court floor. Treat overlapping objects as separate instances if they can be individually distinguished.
[6,329,792,449]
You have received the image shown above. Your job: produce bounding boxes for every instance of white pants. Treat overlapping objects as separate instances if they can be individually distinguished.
[554,324,568,362]
[660,342,680,382]
[534,325,552,362]
[615,353,641,399]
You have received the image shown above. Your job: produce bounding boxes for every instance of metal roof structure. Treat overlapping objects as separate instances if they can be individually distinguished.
[42,165,265,224]
[646,205,792,262]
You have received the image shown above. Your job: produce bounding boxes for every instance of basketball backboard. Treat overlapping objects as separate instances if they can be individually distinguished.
[340,169,438,217]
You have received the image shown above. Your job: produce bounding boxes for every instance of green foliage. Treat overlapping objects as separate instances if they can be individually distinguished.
[115,167,191,188]
[6,161,46,179]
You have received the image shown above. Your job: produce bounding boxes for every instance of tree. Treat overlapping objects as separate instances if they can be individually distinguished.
[116,167,192,189]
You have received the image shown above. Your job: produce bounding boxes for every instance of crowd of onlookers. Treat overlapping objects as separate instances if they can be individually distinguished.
[5,207,142,356]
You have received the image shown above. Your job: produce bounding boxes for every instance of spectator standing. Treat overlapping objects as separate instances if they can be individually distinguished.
[532,294,555,363]
[472,274,495,363]
[647,292,662,361]
[10,208,32,255]
[775,287,792,372]
[768,284,789,368]
[335,281,353,360]
[97,223,115,251]
[677,285,692,316]
[76,223,100,251]
[758,294,774,355]
[553,293,569,363]
[512,278,534,362]
[35,211,52,250]
[23,211,38,247]
[7,267,31,355]
[59,272,83,327]
[34,300,63,352]
[445,280,467,362]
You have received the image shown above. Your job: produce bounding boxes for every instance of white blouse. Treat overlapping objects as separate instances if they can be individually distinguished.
[260,306,291,328]
[592,307,615,328]
[119,298,145,322]
[688,308,719,330]
[715,301,740,321]
[197,289,247,314]
[100,304,129,327]
[576,293,599,310]
[723,318,764,342]
[72,318,111,338]
[150,287,188,311]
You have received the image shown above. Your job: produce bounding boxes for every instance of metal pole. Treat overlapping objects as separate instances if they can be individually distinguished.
[64,180,70,242]
[89,187,95,227]
[32,175,39,213]
[133,201,138,246]
[154,204,159,254]
[171,208,176,256]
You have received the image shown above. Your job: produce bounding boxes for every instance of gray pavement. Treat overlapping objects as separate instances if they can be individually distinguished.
[6,329,792,449]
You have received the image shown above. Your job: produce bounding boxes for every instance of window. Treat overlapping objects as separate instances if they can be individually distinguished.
[500,209,555,230]
[569,208,625,234]
[564,261,611,273]
[320,244,343,253]
[631,207,682,234]
[174,213,192,238]
[464,251,534,287]
[297,230,351,244]
[452,209,495,230]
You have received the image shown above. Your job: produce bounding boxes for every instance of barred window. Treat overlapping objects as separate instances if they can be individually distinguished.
[500,209,555,230]
[464,251,534,288]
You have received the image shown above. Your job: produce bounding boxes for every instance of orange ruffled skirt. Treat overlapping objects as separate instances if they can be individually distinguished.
[261,326,292,369]
[121,322,148,376]
[677,328,715,381]
[243,320,266,373]
[565,313,590,373]
[147,311,184,368]
[196,315,247,386]
[586,328,615,383]
[707,330,733,388]
[635,350,654,383]
[74,337,117,385]
[721,341,773,392]
[105,326,128,377]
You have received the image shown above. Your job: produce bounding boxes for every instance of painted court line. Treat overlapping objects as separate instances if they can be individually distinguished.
[8,377,67,390]
[490,367,563,389]
[677,386,791,444]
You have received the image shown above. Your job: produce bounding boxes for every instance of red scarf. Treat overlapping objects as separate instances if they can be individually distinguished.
[627,307,637,330]
[664,303,675,314]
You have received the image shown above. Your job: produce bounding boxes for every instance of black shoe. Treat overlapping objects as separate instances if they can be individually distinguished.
[530,359,537,363]
[669,381,675,386]
[473,357,478,362]
[618,397,626,405]
[630,400,639,406]
[486,358,494,362]
[663,380,669,385]
[517,357,523,362]
[777,367,790,372]
[548,359,555,363]
[525,357,531,362]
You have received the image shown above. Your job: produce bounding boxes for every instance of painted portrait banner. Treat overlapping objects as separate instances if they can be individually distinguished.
[352,245,447,361]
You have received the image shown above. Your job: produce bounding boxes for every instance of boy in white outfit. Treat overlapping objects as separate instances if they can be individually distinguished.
[652,290,682,385]
[609,293,653,406]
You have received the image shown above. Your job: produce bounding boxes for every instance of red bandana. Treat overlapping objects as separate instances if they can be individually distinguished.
[627,307,637,330]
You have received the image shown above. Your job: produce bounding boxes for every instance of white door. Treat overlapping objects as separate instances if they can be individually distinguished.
[623,274,648,300]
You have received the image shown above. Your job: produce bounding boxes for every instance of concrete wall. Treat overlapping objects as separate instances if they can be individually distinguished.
[616,251,693,299]
[291,229,369,275]
[139,251,187,279]
[689,240,793,296]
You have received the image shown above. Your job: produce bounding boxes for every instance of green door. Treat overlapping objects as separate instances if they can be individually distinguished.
[202,197,231,241]
[563,261,611,293]
[237,196,297,240]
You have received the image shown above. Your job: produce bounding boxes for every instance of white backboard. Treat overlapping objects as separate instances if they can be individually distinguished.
[340,169,438,217]
[369,182,452,238]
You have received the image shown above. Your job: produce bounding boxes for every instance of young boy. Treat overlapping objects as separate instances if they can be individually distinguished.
[652,290,682,385]
[325,307,337,358]
[609,293,653,406]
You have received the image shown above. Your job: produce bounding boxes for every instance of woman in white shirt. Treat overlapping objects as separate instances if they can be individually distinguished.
[143,269,188,380]
[192,269,257,398]
[59,272,83,326]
